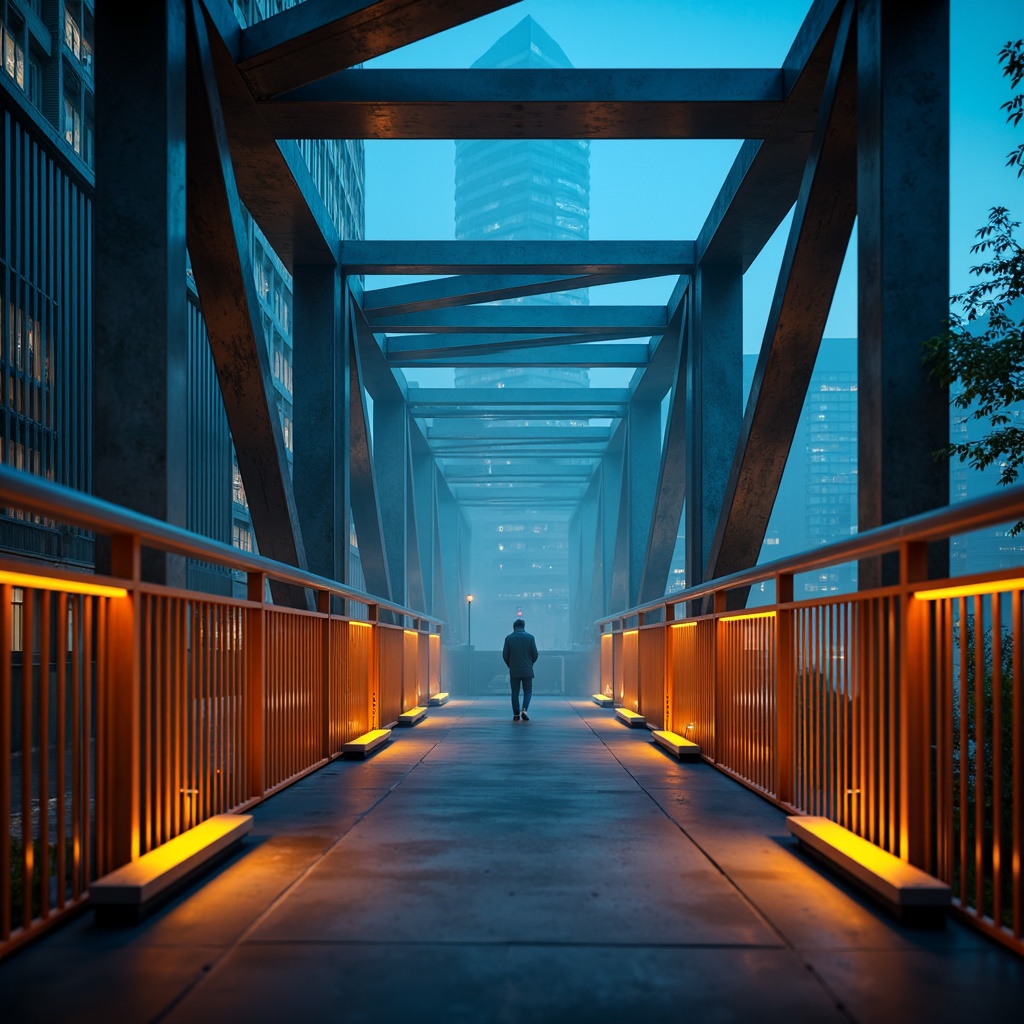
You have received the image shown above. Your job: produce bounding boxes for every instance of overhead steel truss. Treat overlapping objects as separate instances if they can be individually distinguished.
[92,0,950,638]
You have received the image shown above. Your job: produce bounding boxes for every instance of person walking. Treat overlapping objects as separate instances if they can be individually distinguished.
[502,618,538,721]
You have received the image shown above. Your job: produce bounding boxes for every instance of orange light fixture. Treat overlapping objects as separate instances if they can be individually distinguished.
[913,577,1024,601]
[720,610,777,623]
[670,621,697,629]
[0,569,127,599]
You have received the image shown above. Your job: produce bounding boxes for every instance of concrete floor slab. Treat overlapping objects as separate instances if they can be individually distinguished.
[2,695,1023,1024]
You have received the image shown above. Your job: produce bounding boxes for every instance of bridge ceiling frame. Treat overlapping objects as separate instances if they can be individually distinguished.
[112,0,949,626]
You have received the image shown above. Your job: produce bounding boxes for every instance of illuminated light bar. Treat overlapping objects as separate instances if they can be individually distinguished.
[349,620,373,628]
[670,621,697,629]
[0,569,128,600]
[623,628,638,637]
[404,629,419,637]
[913,577,1024,601]
[719,610,777,623]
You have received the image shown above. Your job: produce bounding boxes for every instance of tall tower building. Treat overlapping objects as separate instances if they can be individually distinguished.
[449,17,591,654]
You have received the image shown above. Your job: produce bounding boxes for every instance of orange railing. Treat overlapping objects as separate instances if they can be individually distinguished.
[599,484,1024,957]
[0,466,442,958]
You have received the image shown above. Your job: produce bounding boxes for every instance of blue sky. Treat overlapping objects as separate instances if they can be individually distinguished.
[363,1,1021,356]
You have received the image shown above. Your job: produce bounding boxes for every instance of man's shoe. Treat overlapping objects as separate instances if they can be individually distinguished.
[520,710,530,721]
[513,715,520,721]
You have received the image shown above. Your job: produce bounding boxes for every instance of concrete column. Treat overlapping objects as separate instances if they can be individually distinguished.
[686,263,742,589]
[94,1,187,584]
[293,264,348,588]
[857,0,949,586]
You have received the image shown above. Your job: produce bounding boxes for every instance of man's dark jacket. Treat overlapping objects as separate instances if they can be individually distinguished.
[502,626,538,678]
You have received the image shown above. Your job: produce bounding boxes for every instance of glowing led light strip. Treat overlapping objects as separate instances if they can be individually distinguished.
[914,577,1024,601]
[719,610,777,623]
[0,569,127,599]
[670,621,697,629]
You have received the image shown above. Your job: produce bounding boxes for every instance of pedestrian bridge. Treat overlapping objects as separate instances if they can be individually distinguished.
[4,694,1024,1023]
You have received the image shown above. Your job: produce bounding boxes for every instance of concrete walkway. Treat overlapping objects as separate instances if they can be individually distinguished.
[3,696,1024,1023]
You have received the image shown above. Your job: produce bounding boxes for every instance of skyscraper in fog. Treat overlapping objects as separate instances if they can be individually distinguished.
[451,17,591,652]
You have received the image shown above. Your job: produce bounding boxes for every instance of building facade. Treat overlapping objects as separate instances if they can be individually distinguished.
[0,0,365,594]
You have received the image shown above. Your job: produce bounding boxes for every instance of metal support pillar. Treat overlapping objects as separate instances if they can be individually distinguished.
[94,0,187,585]
[293,264,348,592]
[686,263,742,591]
[857,0,949,586]
[375,399,408,607]
[628,400,661,607]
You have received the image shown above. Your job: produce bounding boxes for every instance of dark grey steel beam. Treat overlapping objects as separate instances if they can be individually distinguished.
[697,0,843,270]
[260,68,784,139]
[410,423,434,615]
[404,447,426,614]
[857,0,949,586]
[385,332,652,359]
[451,486,585,502]
[406,387,630,407]
[627,400,662,606]
[347,305,393,602]
[363,272,653,316]
[705,2,857,587]
[375,399,408,606]
[339,240,695,275]
[198,2,337,268]
[387,342,650,368]
[293,264,349,587]
[373,305,666,335]
[685,264,743,592]
[185,0,309,606]
[416,408,628,419]
[631,275,689,401]
[238,0,521,99]
[426,425,612,442]
[639,293,690,604]
[94,0,189,587]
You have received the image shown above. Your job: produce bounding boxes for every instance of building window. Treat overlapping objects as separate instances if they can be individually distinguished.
[63,96,81,154]
[64,9,81,59]
[3,23,24,90]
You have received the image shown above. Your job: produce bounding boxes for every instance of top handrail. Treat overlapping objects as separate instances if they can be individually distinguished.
[598,482,1024,627]
[0,464,442,625]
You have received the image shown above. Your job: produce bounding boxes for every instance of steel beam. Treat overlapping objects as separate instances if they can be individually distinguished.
[387,342,650,368]
[426,425,612,443]
[384,333,653,359]
[198,2,337,268]
[348,303,393,602]
[627,400,662,607]
[406,388,630,408]
[705,3,857,587]
[375,399,408,606]
[238,0,521,99]
[185,0,309,606]
[697,0,844,270]
[372,305,666,335]
[339,240,695,276]
[857,0,949,587]
[293,264,349,587]
[639,293,690,603]
[363,272,653,316]
[94,0,188,587]
[686,264,743,591]
[259,68,784,139]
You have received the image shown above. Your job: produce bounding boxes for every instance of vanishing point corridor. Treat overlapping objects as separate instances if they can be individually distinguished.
[3,696,1024,1023]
